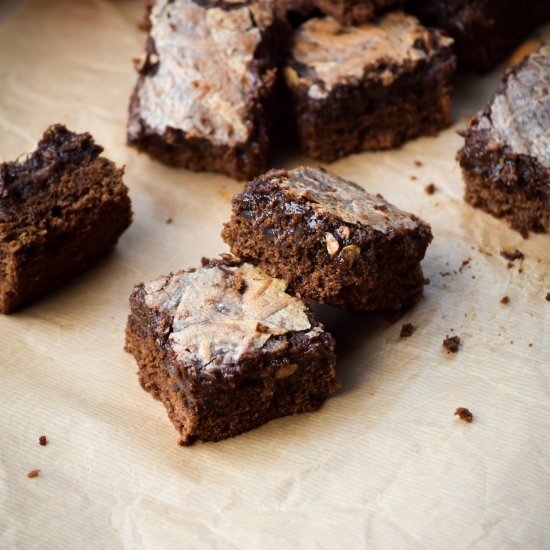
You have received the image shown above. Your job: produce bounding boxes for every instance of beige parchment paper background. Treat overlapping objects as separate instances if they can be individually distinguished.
[0,2,549,548]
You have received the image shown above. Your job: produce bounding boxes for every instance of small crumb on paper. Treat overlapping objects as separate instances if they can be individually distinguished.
[454,407,473,423]
[27,469,40,479]
[400,323,415,337]
[443,335,461,353]
[39,435,48,446]
[500,296,510,305]
[424,183,436,195]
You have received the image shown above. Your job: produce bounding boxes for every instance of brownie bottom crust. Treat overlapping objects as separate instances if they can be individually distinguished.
[458,133,550,237]
[125,303,339,445]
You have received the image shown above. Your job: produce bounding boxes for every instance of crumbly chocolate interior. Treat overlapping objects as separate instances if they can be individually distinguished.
[130,0,274,147]
[285,12,453,99]
[312,0,403,25]
[0,124,132,313]
[223,167,432,311]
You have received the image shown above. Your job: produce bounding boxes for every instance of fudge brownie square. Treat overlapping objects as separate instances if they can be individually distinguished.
[312,0,403,25]
[408,0,550,73]
[222,167,433,311]
[457,43,550,237]
[127,0,287,180]
[284,12,456,163]
[125,256,339,445]
[0,125,132,314]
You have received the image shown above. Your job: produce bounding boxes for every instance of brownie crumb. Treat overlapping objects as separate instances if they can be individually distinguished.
[400,323,415,337]
[500,296,510,304]
[500,249,524,262]
[414,160,423,167]
[458,258,472,272]
[546,293,550,301]
[410,175,418,181]
[27,469,41,478]
[165,217,173,225]
[38,436,48,446]
[424,183,436,194]
[443,335,461,353]
[454,407,473,423]
[424,278,430,285]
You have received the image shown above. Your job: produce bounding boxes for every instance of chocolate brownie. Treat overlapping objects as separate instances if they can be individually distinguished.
[284,12,456,162]
[311,0,403,25]
[125,256,339,445]
[408,0,550,73]
[128,0,286,180]
[222,167,433,311]
[457,44,550,237]
[0,125,132,314]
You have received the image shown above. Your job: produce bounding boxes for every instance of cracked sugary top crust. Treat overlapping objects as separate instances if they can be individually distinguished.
[469,43,550,166]
[273,167,424,233]
[142,260,321,369]
[129,0,275,147]
[285,12,453,99]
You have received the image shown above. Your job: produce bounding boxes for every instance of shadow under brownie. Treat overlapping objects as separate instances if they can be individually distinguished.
[223,167,433,311]
[125,256,339,445]
[0,125,132,314]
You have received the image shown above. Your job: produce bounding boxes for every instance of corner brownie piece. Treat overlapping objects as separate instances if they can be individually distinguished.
[408,0,550,73]
[311,0,403,25]
[125,256,339,445]
[222,167,433,311]
[284,12,456,162]
[127,0,286,180]
[0,125,132,314]
[457,43,550,237]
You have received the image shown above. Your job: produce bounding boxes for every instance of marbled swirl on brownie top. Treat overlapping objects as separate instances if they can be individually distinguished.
[133,0,274,146]
[143,262,315,368]
[278,167,422,232]
[473,43,550,166]
[285,12,452,99]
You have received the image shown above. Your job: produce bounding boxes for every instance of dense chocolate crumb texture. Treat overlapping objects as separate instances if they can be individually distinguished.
[0,124,132,313]
[443,335,461,353]
[127,0,284,179]
[286,12,453,103]
[126,256,339,444]
[223,166,433,311]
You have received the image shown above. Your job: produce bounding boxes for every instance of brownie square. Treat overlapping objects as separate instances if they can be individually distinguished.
[284,12,456,163]
[127,0,286,180]
[457,43,550,237]
[0,125,132,314]
[222,167,433,311]
[312,0,403,25]
[125,256,339,445]
[408,0,550,73]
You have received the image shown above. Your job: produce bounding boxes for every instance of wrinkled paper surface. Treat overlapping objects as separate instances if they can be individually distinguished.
[0,2,549,548]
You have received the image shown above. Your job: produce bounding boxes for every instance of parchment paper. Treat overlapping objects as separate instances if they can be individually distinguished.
[0,2,549,548]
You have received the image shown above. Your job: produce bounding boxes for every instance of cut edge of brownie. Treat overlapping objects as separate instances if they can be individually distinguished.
[222,167,433,311]
[125,256,339,445]
[0,124,132,313]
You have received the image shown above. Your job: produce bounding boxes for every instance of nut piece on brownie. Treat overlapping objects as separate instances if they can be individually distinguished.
[124,256,339,445]
[284,12,456,163]
[222,167,433,311]
[0,124,132,314]
[457,43,550,237]
[127,0,287,180]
